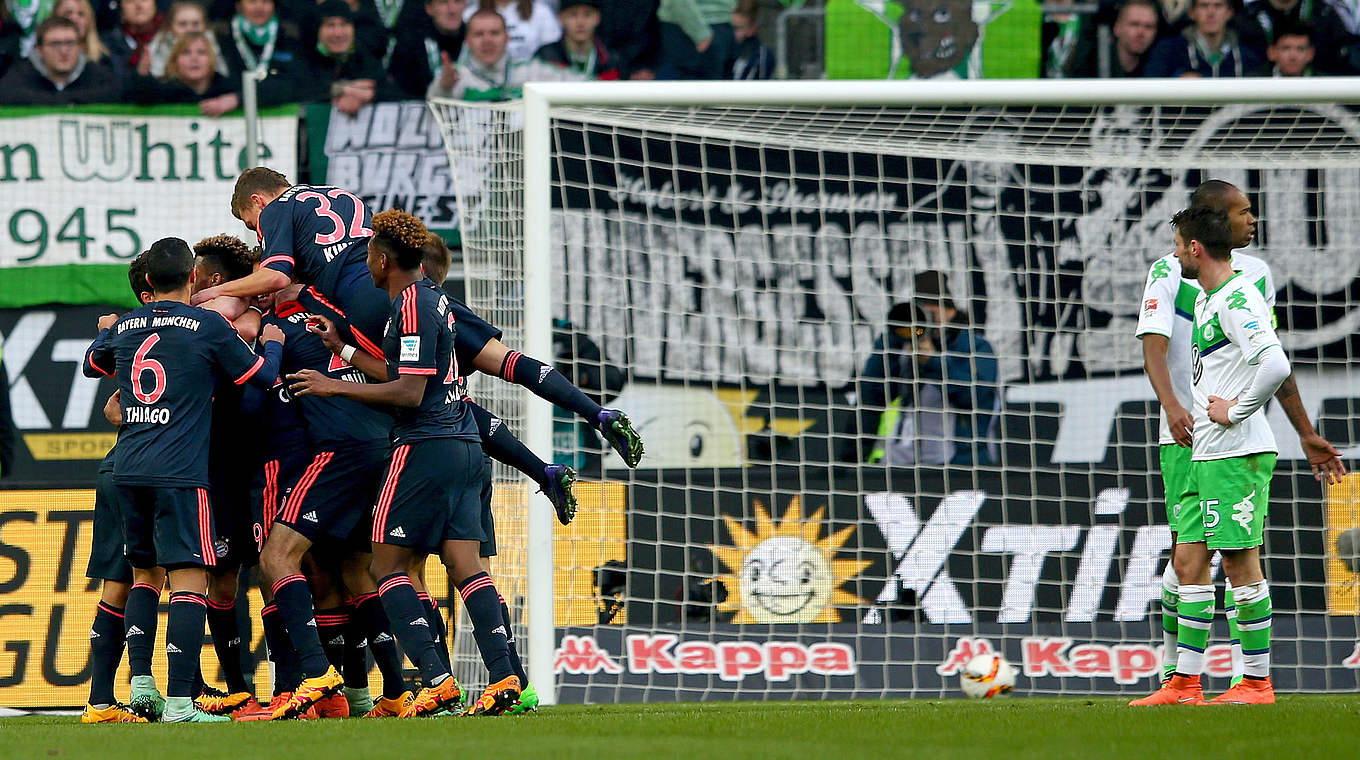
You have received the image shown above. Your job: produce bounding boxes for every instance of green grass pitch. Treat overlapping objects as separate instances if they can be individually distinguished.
[3,697,1358,760]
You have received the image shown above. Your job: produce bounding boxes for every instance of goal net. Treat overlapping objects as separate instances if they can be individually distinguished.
[429,81,1360,702]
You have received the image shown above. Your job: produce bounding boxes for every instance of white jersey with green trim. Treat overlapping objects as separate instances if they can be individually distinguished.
[1135,252,1274,445]
[1190,271,1283,460]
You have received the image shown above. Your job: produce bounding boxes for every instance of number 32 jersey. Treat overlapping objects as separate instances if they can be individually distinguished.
[1190,272,1282,461]
[257,184,373,285]
[84,301,276,487]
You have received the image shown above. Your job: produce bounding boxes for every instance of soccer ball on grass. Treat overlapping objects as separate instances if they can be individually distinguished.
[959,654,1018,699]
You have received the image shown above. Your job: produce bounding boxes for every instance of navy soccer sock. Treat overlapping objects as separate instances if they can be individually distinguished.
[456,573,514,682]
[342,606,370,689]
[417,592,452,673]
[354,592,408,699]
[166,591,209,699]
[467,401,550,486]
[377,574,448,686]
[270,574,331,678]
[261,603,303,695]
[88,601,126,707]
[315,606,349,673]
[206,597,249,693]
[498,596,528,684]
[498,351,601,423]
[124,582,161,678]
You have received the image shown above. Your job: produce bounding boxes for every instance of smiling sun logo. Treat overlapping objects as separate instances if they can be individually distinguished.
[711,497,871,624]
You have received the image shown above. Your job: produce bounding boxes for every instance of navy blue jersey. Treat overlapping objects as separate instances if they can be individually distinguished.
[383,280,478,444]
[445,292,502,372]
[258,184,374,286]
[84,301,281,488]
[269,301,393,448]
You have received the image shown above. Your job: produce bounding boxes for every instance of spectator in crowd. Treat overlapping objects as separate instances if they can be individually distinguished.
[389,0,464,98]
[428,6,573,99]
[1250,19,1315,74]
[216,0,300,104]
[7,0,52,57]
[596,0,660,78]
[100,0,163,78]
[1239,0,1356,73]
[1064,0,1159,76]
[1154,0,1192,30]
[728,0,771,79]
[535,0,621,79]
[656,0,734,79]
[466,0,560,62]
[294,0,388,62]
[127,31,240,112]
[54,0,109,69]
[853,271,1000,467]
[0,15,120,103]
[143,1,227,77]
[1143,0,1260,76]
[293,0,395,113]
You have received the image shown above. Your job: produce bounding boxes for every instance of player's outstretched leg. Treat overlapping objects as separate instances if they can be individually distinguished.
[125,578,166,720]
[1208,580,1274,704]
[595,408,644,468]
[466,401,579,525]
[1130,583,1212,706]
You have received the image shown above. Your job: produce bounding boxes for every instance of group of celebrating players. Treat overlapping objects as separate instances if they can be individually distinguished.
[78,168,644,723]
[1132,180,1346,705]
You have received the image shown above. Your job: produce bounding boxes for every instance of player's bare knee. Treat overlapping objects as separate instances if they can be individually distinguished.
[101,580,132,608]
[208,569,238,602]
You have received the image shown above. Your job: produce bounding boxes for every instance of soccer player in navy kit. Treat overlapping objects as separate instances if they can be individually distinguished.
[191,167,391,363]
[83,238,288,723]
[81,253,160,725]
[255,294,408,720]
[289,210,521,717]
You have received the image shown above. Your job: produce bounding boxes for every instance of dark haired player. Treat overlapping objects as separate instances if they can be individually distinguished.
[253,291,409,720]
[191,167,391,364]
[83,238,288,722]
[81,252,160,724]
[290,210,521,717]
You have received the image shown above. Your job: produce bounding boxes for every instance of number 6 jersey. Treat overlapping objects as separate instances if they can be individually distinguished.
[1190,272,1282,461]
[84,301,281,487]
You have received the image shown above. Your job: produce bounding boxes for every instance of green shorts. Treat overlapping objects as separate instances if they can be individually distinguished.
[1159,444,1192,528]
[1176,452,1276,550]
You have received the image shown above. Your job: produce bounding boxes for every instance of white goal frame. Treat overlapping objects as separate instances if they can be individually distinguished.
[500,77,1360,704]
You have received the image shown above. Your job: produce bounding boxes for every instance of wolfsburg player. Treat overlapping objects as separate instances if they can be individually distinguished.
[1134,206,1290,705]
[1135,182,1346,692]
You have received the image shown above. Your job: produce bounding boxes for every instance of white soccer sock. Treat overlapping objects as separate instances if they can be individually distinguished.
[1225,578,1243,681]
[1161,562,1180,674]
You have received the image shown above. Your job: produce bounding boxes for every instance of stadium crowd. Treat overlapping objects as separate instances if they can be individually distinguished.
[0,0,1352,109]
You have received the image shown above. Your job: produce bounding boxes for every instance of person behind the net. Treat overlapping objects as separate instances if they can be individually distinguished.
[83,238,287,722]
[1133,206,1306,706]
[1133,180,1346,698]
[307,232,586,713]
[288,210,523,717]
[80,252,162,725]
[192,167,391,365]
[252,283,421,720]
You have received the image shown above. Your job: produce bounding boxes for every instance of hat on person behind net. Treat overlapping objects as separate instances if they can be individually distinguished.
[558,0,601,12]
[912,270,954,310]
[316,0,355,24]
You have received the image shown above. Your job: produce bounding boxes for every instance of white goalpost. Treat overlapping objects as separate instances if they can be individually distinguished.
[430,79,1360,705]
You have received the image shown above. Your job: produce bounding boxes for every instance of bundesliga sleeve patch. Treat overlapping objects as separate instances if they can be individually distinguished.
[1143,298,1158,315]
[400,336,421,362]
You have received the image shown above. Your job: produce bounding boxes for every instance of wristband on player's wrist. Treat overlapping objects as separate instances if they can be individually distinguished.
[340,344,357,363]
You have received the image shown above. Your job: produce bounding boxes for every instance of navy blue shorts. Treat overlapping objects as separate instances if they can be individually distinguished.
[117,484,217,570]
[209,463,256,569]
[276,444,388,544]
[303,261,390,362]
[250,448,311,554]
[478,454,496,558]
[86,467,133,583]
[372,438,483,552]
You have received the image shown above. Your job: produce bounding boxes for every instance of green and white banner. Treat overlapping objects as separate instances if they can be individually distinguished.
[0,105,299,309]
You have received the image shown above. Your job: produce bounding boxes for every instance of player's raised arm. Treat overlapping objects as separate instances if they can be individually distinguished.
[209,313,286,390]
